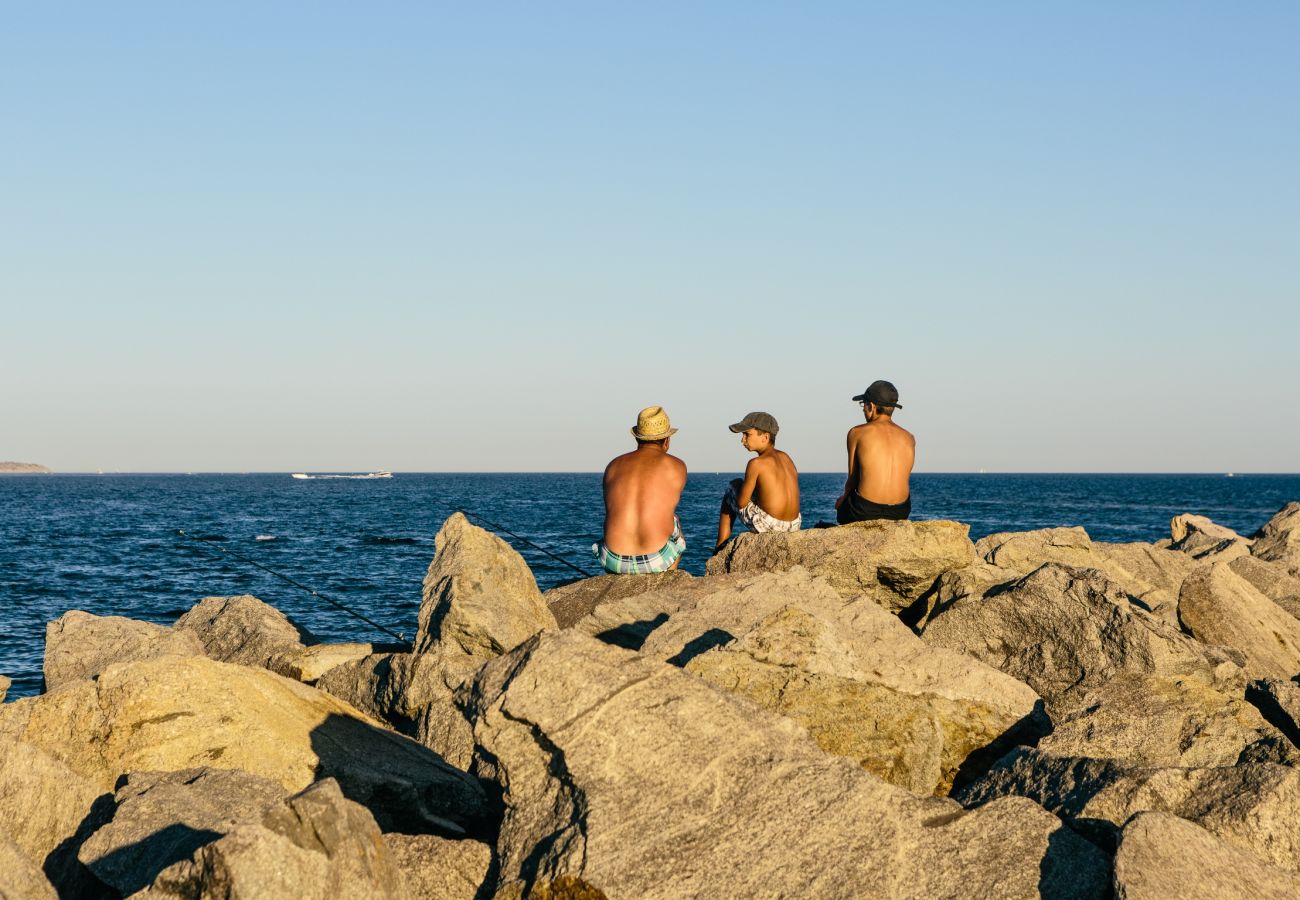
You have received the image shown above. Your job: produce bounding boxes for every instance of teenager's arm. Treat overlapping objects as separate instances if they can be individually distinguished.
[736,458,761,508]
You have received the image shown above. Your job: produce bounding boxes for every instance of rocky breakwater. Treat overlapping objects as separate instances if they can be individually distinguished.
[3,505,1300,898]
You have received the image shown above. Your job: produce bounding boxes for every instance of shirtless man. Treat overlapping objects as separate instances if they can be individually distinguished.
[593,406,689,574]
[835,381,915,524]
[716,412,801,550]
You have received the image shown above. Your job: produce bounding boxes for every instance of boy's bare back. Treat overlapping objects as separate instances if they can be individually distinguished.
[746,450,800,521]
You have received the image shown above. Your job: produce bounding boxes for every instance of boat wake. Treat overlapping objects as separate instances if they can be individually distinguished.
[291,471,392,480]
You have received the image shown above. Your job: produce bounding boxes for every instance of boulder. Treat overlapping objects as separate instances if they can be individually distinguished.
[0,675,9,703]
[629,569,1042,795]
[1229,555,1300,620]
[465,629,1108,898]
[704,519,976,612]
[173,594,316,676]
[383,834,492,900]
[1252,502,1300,576]
[0,655,487,836]
[923,563,1243,712]
[0,737,108,896]
[416,513,556,659]
[1245,678,1300,749]
[1178,562,1300,681]
[1037,672,1294,768]
[1169,513,1251,558]
[974,526,1097,571]
[1090,541,1201,625]
[959,749,1300,870]
[43,610,205,692]
[544,570,696,629]
[0,834,57,900]
[1113,811,1300,899]
[280,642,380,683]
[78,767,288,895]
[141,779,402,899]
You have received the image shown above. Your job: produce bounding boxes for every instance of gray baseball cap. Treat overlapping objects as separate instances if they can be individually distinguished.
[729,412,779,436]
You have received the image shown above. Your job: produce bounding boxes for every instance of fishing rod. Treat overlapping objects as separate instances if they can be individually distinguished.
[455,509,597,578]
[176,528,412,649]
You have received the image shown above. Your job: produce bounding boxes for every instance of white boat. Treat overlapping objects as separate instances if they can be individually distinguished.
[291,471,392,480]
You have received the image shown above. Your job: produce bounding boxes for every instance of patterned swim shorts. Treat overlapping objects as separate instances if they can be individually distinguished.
[725,479,802,533]
[593,517,686,574]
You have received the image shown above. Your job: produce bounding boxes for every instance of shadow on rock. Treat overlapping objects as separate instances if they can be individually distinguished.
[89,823,223,895]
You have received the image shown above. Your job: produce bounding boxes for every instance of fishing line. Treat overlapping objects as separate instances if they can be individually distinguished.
[455,508,597,578]
[176,528,412,648]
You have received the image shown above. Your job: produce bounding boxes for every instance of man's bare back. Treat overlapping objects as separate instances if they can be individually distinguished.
[836,381,915,524]
[602,443,687,555]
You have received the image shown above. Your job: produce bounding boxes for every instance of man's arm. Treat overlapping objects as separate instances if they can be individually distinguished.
[835,429,857,509]
[736,457,762,508]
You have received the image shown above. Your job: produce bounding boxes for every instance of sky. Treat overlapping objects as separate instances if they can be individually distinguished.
[3,3,1297,473]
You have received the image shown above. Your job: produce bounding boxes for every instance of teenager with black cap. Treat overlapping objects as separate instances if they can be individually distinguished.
[835,380,915,524]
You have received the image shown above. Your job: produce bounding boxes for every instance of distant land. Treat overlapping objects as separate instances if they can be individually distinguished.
[0,462,51,474]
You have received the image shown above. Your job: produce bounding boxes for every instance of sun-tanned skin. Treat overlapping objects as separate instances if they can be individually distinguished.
[835,403,915,509]
[716,429,800,548]
[602,439,688,559]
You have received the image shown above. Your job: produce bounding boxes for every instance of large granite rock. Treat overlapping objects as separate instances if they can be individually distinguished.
[0,655,486,836]
[383,834,492,900]
[0,675,9,703]
[959,749,1300,870]
[141,779,402,899]
[544,570,696,629]
[1230,555,1300,620]
[78,767,288,895]
[1037,672,1294,768]
[922,563,1242,712]
[1167,513,1253,562]
[1090,541,1201,624]
[974,526,1097,571]
[0,834,57,900]
[174,594,316,676]
[280,642,379,683]
[43,610,205,691]
[0,736,108,897]
[1113,811,1300,899]
[1252,502,1300,576]
[465,629,1108,898]
[628,569,1042,795]
[416,513,556,659]
[1247,677,1300,748]
[704,519,976,612]
[315,648,482,769]
[1178,561,1300,681]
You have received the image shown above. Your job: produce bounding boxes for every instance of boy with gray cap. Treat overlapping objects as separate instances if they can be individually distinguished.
[716,411,802,551]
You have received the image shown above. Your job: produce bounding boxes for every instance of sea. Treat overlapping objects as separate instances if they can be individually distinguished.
[3,472,1298,700]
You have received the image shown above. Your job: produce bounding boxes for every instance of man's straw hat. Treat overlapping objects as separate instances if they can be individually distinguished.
[631,406,679,441]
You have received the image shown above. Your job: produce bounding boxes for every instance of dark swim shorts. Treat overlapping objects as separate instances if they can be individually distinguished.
[836,492,911,525]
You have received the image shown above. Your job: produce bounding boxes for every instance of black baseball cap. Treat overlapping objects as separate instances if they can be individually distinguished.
[728,412,779,436]
[851,380,902,408]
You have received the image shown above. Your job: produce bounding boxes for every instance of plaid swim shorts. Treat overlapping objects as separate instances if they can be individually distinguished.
[592,517,686,574]
[725,479,802,533]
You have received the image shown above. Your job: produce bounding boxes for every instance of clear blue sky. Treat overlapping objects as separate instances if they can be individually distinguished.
[3,3,1297,472]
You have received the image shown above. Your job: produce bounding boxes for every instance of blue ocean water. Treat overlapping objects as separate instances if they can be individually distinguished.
[2,472,1297,700]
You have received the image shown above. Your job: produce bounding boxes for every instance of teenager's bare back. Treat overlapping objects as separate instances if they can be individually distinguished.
[602,445,687,555]
[750,451,800,520]
[848,419,915,505]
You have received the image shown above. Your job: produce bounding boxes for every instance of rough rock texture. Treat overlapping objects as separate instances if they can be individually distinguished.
[629,569,1042,795]
[1091,541,1201,624]
[923,563,1243,711]
[1168,514,1253,562]
[1252,502,1300,576]
[1246,678,1300,749]
[43,610,205,691]
[280,642,378,683]
[960,749,1300,871]
[544,570,695,629]
[704,519,976,611]
[173,594,316,676]
[0,655,486,835]
[0,834,57,900]
[383,833,492,900]
[1113,811,1300,899]
[78,767,288,895]
[465,629,1108,898]
[0,675,9,703]
[0,736,108,896]
[1178,562,1300,681]
[1037,672,1294,768]
[1230,555,1300,620]
[1171,513,1245,545]
[416,513,556,659]
[974,526,1097,571]
[141,779,402,900]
